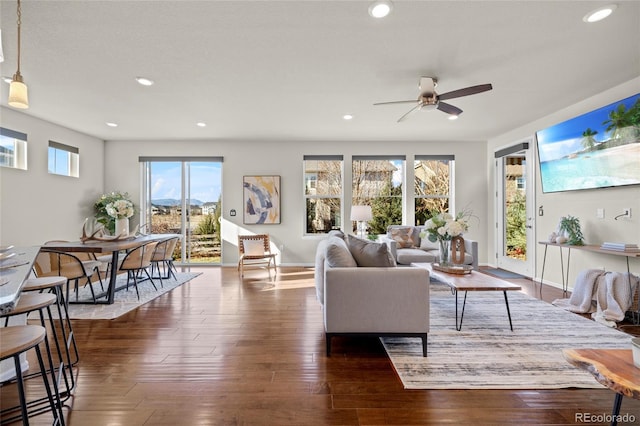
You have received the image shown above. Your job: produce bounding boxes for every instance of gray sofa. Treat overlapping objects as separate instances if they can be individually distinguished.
[380,225,478,269]
[315,232,430,357]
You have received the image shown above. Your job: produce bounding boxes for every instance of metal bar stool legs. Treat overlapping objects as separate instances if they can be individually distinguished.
[22,277,79,392]
[0,325,63,426]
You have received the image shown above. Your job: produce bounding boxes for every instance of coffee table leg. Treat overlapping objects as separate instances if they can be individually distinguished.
[503,291,514,331]
[456,290,468,331]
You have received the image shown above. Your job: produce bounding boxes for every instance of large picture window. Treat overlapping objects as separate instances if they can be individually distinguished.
[352,155,404,234]
[304,155,343,234]
[48,140,79,177]
[414,155,454,225]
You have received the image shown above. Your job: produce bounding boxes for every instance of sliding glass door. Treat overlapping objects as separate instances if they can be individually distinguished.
[141,157,222,265]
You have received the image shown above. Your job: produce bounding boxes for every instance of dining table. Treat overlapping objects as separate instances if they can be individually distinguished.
[41,234,180,305]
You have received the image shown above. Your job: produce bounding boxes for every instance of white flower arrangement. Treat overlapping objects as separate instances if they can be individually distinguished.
[105,198,134,219]
[421,211,470,242]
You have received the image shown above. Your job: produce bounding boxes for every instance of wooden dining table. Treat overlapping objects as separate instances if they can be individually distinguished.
[41,234,180,305]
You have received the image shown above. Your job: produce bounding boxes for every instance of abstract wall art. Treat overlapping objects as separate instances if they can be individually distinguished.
[243,175,281,224]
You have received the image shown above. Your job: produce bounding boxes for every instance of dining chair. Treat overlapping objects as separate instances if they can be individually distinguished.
[150,236,180,287]
[118,241,159,300]
[35,249,103,304]
[44,240,105,291]
[237,234,277,277]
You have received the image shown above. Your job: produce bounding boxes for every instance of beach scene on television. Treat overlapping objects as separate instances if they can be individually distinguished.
[536,93,640,193]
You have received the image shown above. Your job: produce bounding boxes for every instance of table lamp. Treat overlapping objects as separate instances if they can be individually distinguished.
[350,205,373,238]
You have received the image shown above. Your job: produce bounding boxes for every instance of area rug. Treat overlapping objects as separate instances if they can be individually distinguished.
[481,268,527,280]
[53,272,201,320]
[381,283,635,389]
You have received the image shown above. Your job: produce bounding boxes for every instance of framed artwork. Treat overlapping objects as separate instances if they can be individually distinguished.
[243,175,281,224]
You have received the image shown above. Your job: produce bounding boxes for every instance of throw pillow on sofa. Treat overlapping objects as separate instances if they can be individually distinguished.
[325,236,358,268]
[389,227,419,248]
[346,234,396,267]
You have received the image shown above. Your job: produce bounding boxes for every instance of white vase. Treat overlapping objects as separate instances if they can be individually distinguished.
[115,217,129,237]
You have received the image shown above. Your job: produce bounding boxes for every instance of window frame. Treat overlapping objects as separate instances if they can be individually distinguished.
[414,155,455,225]
[303,155,344,236]
[48,140,80,177]
[0,127,28,170]
[352,155,405,235]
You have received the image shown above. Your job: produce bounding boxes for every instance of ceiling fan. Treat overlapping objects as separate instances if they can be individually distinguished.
[374,77,492,122]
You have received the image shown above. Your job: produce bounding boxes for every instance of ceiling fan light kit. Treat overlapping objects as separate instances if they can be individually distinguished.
[374,76,492,122]
[368,0,393,18]
[8,0,28,109]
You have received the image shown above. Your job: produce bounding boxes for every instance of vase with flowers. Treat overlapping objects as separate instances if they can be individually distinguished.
[420,211,470,265]
[94,191,135,235]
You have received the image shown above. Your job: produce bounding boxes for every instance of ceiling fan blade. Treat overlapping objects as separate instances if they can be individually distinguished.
[438,84,493,101]
[437,102,463,116]
[374,100,417,106]
[397,104,422,122]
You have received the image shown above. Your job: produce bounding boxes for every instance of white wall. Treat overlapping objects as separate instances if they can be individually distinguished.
[0,107,105,246]
[104,139,488,266]
[488,77,640,290]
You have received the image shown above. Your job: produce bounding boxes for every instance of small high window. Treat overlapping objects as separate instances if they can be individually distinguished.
[48,140,79,177]
[0,127,28,170]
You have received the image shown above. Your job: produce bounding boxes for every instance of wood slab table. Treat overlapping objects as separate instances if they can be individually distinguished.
[41,234,180,305]
[412,263,522,331]
[563,348,640,426]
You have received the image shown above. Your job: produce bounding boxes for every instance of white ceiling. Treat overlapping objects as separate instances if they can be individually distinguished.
[1,1,639,142]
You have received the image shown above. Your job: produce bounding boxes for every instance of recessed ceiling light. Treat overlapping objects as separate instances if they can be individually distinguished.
[106,122,118,127]
[583,4,617,23]
[196,122,207,127]
[343,114,353,120]
[135,76,154,86]
[368,1,393,18]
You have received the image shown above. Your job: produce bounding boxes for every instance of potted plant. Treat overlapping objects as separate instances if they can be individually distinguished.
[558,215,584,246]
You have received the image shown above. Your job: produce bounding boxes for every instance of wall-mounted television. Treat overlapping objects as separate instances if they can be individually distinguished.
[535,93,640,193]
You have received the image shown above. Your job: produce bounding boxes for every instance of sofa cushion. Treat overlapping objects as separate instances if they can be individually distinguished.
[346,234,396,267]
[389,227,419,248]
[396,248,438,265]
[419,236,439,251]
[327,229,346,240]
[325,236,357,268]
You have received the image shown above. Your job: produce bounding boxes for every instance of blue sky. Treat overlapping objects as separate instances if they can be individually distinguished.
[536,93,639,162]
[151,161,222,203]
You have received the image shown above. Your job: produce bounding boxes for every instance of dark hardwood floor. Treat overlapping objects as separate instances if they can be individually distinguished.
[2,266,640,425]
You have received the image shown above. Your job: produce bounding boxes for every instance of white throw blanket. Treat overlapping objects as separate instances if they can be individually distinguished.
[552,269,639,327]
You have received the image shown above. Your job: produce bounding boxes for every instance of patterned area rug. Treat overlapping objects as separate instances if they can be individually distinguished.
[53,272,201,320]
[381,283,634,389]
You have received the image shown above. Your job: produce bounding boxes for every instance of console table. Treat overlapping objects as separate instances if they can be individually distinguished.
[538,241,640,294]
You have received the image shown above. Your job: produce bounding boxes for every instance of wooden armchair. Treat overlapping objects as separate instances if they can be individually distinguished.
[237,234,276,277]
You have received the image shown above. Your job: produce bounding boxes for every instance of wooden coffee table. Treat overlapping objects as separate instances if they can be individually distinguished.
[412,263,522,331]
[563,349,640,426]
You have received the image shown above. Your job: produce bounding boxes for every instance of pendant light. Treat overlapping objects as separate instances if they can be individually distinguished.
[8,0,28,109]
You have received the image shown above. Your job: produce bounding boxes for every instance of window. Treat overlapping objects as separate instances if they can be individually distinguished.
[304,155,343,234]
[414,155,454,225]
[0,127,27,170]
[48,141,79,177]
[352,155,404,234]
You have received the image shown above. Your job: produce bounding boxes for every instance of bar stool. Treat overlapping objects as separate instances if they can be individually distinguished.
[21,276,78,393]
[0,294,66,425]
[0,325,62,426]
